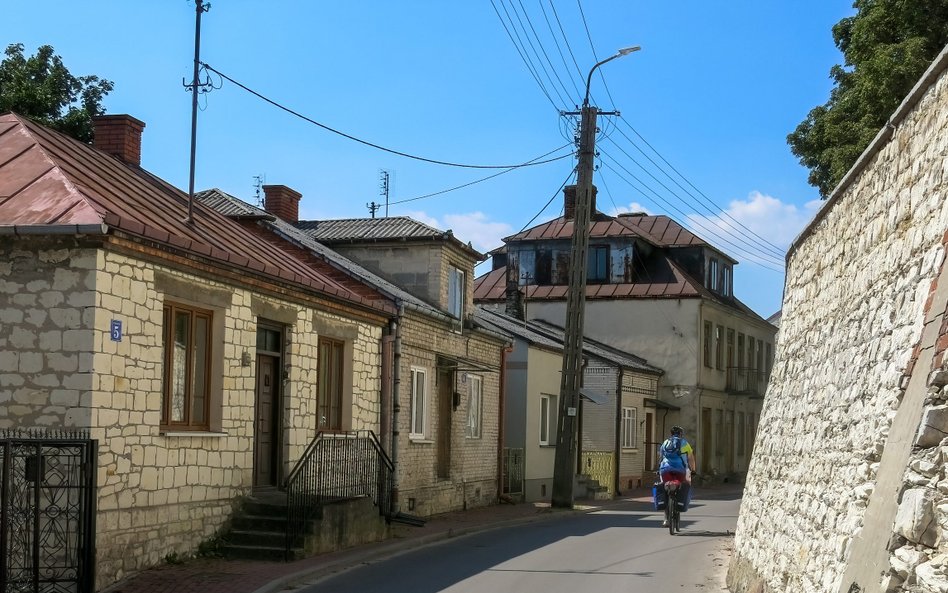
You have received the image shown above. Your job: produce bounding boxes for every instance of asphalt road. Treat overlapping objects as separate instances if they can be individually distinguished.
[295,492,738,593]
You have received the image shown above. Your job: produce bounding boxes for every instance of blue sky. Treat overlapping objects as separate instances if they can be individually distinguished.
[3,1,856,317]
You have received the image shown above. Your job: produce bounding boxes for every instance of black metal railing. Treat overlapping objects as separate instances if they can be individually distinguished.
[284,430,393,559]
[726,367,768,396]
[1,429,98,593]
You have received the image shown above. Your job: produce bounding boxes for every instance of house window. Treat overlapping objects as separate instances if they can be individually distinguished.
[715,325,724,370]
[708,258,720,291]
[766,342,773,376]
[161,303,212,430]
[723,265,732,297]
[466,375,483,439]
[587,245,609,283]
[448,267,465,319]
[703,321,712,368]
[756,339,764,372]
[747,337,755,370]
[737,412,746,456]
[726,328,735,368]
[410,367,428,439]
[317,337,345,430]
[737,333,745,367]
[539,394,556,446]
[535,249,552,285]
[621,407,637,448]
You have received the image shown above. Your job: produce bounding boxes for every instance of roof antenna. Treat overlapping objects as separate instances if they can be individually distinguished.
[253,174,265,207]
[367,201,381,219]
[379,169,392,217]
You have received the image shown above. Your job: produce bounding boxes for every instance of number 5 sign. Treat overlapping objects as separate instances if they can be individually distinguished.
[110,320,123,342]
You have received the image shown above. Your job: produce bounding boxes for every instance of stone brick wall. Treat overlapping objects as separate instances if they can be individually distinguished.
[1,240,385,588]
[395,310,504,516]
[729,50,948,593]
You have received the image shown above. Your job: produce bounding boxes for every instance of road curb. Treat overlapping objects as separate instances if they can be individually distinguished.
[249,506,586,593]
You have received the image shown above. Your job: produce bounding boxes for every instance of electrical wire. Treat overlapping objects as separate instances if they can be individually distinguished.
[575,0,617,111]
[202,62,569,170]
[491,0,560,110]
[537,0,583,101]
[599,150,785,271]
[389,143,574,206]
[616,117,785,256]
[502,0,573,108]
[546,0,586,95]
[518,168,576,232]
[602,134,786,262]
[512,0,579,106]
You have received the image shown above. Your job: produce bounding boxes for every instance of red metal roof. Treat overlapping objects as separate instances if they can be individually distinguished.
[614,214,707,247]
[0,113,394,315]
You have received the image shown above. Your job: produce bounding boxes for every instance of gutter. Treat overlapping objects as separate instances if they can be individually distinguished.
[497,342,513,501]
[389,303,405,515]
[0,224,109,236]
[614,367,623,495]
[788,43,948,260]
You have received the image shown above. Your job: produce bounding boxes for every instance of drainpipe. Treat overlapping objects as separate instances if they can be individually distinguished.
[614,367,624,495]
[381,328,394,454]
[497,343,513,501]
[389,304,404,515]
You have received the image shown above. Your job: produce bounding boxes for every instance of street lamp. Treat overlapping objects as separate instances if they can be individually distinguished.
[551,45,640,509]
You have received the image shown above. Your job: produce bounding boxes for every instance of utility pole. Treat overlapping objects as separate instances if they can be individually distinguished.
[367,201,381,218]
[551,46,640,509]
[184,0,211,225]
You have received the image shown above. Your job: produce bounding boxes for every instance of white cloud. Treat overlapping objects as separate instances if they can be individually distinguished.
[611,201,653,216]
[404,210,514,254]
[685,191,822,265]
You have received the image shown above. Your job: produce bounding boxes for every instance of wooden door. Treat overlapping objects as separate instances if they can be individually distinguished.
[254,354,280,487]
[437,370,453,479]
[700,407,712,474]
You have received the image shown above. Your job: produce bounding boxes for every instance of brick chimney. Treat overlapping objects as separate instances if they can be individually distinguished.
[92,115,145,166]
[263,185,302,223]
[563,184,598,220]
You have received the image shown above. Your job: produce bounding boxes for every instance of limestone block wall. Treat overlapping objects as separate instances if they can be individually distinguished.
[396,311,504,516]
[729,50,948,593]
[1,240,385,589]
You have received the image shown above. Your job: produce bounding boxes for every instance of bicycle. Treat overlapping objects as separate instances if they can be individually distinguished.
[663,477,682,535]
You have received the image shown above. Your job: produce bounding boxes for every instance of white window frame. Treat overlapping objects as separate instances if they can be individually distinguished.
[621,407,637,449]
[448,266,465,319]
[410,367,428,439]
[466,375,482,439]
[539,394,555,446]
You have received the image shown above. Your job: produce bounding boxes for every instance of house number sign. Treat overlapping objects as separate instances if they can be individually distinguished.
[110,320,123,342]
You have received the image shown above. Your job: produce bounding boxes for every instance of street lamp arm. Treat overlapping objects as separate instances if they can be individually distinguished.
[583,46,641,107]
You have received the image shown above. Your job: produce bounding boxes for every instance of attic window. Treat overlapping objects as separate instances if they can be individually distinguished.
[448,266,465,319]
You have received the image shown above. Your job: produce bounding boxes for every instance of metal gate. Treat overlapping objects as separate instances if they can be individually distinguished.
[1,431,97,593]
[502,448,524,498]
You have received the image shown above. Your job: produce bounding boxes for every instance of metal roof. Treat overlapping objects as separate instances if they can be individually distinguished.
[474,307,663,375]
[0,113,394,315]
[196,188,443,319]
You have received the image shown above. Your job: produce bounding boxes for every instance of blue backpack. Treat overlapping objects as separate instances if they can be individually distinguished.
[662,436,682,458]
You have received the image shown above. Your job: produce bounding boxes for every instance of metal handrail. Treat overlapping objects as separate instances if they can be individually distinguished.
[284,430,393,560]
[725,366,768,396]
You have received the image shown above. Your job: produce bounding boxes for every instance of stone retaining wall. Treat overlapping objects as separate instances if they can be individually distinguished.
[728,47,948,593]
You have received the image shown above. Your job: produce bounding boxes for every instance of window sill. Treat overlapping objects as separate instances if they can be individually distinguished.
[409,438,434,444]
[160,431,228,438]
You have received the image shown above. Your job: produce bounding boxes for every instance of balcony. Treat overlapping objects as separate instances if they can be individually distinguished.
[726,367,768,397]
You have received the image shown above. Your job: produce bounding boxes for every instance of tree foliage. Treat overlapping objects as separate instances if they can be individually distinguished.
[0,43,113,142]
[788,0,948,197]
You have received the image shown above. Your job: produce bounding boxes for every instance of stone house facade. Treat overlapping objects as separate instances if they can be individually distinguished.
[728,46,948,593]
[474,308,662,501]
[198,189,509,516]
[475,196,776,481]
[0,113,396,588]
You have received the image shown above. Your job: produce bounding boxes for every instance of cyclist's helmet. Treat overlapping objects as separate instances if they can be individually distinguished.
[670,425,684,437]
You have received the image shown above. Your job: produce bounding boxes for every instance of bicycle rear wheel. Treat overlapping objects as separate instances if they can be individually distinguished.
[667,492,676,535]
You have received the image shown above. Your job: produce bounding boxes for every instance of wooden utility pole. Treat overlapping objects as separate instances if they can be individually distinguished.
[551,46,640,509]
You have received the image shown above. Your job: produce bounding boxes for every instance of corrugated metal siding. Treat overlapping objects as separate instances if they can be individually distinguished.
[296,216,444,241]
[581,362,617,451]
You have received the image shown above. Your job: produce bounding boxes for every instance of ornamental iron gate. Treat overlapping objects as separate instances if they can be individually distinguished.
[502,448,524,498]
[0,431,97,593]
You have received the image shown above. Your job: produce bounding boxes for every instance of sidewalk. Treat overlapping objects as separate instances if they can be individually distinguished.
[102,484,743,593]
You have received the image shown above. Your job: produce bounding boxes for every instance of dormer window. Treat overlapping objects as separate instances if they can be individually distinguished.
[707,256,733,297]
[722,264,732,297]
[708,258,720,291]
[587,245,609,283]
[448,266,465,318]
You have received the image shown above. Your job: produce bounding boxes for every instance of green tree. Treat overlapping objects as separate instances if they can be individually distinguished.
[0,43,113,142]
[788,0,948,197]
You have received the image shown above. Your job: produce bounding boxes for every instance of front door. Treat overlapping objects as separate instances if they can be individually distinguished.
[437,369,453,479]
[254,354,280,487]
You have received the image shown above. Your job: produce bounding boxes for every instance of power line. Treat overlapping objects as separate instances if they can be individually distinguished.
[511,0,578,106]
[537,0,583,101]
[602,132,785,260]
[615,117,785,256]
[390,143,574,206]
[490,0,560,110]
[598,151,785,271]
[202,62,567,170]
[546,0,586,94]
[575,0,617,111]
[519,167,576,232]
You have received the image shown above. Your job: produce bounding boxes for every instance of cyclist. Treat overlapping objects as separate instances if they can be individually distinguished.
[658,425,696,526]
